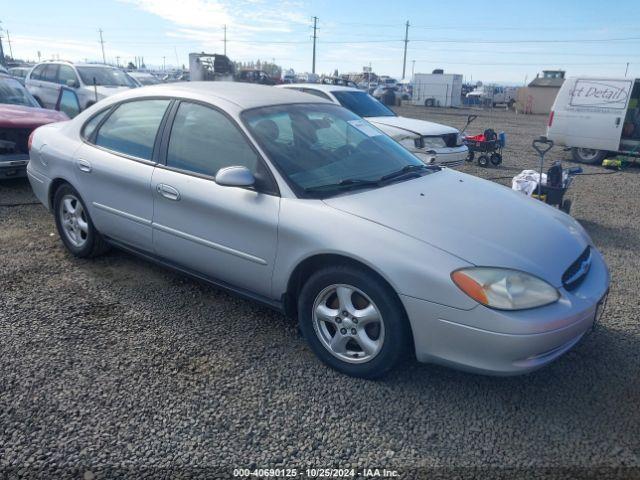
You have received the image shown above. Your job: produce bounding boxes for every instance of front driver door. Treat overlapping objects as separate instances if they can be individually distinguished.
[151,101,280,298]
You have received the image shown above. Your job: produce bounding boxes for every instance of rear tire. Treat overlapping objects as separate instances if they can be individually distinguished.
[298,265,410,379]
[466,151,475,162]
[477,154,490,167]
[572,147,607,165]
[53,183,110,258]
[490,152,502,166]
[561,199,572,214]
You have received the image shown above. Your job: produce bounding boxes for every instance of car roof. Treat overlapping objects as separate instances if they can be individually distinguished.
[281,83,361,94]
[96,81,331,111]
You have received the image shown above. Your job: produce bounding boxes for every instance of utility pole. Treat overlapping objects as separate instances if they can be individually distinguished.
[99,29,106,64]
[223,24,227,56]
[625,62,629,77]
[402,21,409,80]
[411,59,415,78]
[6,30,13,59]
[162,56,166,71]
[116,56,120,67]
[311,16,318,74]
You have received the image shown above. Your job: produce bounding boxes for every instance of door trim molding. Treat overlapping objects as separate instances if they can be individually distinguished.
[152,222,268,265]
[92,202,152,226]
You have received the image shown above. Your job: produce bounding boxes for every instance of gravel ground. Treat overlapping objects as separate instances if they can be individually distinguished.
[1,107,639,479]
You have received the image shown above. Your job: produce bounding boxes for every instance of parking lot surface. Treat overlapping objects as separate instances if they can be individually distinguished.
[1,107,639,478]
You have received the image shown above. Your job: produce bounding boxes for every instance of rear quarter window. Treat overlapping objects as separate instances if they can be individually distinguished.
[93,99,171,160]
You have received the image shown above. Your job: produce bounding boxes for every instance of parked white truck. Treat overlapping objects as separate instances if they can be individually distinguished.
[547,76,640,163]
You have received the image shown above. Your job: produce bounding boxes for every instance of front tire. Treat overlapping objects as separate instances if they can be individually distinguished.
[53,184,109,258]
[298,265,410,379]
[572,147,607,165]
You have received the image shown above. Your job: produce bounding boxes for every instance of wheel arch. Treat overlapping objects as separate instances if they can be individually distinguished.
[283,253,408,321]
[48,177,75,211]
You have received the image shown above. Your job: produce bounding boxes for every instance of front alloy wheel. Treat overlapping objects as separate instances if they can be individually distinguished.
[312,284,385,364]
[298,265,410,378]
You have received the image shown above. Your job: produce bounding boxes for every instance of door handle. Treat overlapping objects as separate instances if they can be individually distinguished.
[76,159,92,173]
[615,117,621,127]
[156,183,181,201]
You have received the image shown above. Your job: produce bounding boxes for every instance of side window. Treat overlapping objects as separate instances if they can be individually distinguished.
[94,99,170,160]
[58,65,78,86]
[42,64,59,83]
[303,89,331,101]
[167,102,260,177]
[30,65,45,80]
[83,109,110,140]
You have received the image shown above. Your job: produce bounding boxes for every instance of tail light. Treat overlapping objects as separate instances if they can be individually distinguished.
[28,130,36,151]
[548,110,555,128]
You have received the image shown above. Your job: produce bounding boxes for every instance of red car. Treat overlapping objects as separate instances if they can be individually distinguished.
[0,74,68,179]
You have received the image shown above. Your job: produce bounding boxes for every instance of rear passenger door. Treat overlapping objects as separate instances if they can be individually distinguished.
[39,64,61,108]
[151,101,280,298]
[75,98,172,251]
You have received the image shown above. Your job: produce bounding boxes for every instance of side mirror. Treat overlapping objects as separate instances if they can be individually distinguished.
[215,166,255,188]
[66,79,79,88]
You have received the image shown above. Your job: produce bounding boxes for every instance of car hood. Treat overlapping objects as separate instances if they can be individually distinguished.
[366,115,459,137]
[323,169,589,287]
[0,104,68,128]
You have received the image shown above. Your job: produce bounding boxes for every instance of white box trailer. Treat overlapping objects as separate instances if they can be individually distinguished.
[412,73,463,107]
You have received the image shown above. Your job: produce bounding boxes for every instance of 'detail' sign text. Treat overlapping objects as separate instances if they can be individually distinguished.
[569,79,633,109]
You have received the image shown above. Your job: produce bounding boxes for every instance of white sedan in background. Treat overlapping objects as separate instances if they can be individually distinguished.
[278,84,468,168]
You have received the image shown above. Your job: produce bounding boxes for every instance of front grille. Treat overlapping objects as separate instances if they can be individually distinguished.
[0,128,33,154]
[562,247,592,291]
[442,133,458,148]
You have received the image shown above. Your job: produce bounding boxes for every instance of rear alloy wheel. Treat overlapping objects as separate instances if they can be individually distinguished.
[53,184,109,258]
[298,265,409,378]
[477,154,490,167]
[572,147,607,165]
[490,152,502,166]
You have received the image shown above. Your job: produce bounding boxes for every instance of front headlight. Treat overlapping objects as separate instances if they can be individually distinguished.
[398,135,420,150]
[456,132,464,146]
[451,267,560,310]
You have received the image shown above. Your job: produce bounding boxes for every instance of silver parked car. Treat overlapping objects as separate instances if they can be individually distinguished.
[27,82,610,378]
[25,61,136,110]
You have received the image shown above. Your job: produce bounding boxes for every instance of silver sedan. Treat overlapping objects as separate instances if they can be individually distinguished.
[27,82,610,378]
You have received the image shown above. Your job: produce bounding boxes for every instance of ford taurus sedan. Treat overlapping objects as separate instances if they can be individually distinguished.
[27,82,609,378]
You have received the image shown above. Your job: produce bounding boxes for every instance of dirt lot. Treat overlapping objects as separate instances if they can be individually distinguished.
[1,107,639,479]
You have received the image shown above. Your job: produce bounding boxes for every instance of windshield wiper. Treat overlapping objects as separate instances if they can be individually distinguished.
[378,163,437,183]
[304,178,381,194]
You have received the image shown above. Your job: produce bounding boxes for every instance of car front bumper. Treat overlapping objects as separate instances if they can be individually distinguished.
[0,154,29,179]
[401,248,610,375]
[414,145,468,169]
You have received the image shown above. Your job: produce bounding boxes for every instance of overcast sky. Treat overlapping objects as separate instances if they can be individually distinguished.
[3,0,640,83]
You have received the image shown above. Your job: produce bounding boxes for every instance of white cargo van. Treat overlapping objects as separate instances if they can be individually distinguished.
[547,77,640,163]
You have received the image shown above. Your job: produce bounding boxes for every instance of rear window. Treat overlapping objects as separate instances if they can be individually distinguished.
[0,77,40,108]
[332,91,395,118]
[93,99,170,160]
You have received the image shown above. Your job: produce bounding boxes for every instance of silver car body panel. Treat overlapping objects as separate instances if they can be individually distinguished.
[27,82,610,375]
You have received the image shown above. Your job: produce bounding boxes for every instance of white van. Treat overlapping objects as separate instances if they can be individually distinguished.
[547,77,640,163]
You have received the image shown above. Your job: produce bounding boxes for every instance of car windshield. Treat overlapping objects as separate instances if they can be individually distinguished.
[243,103,432,197]
[76,67,135,87]
[332,91,396,118]
[0,76,40,107]
[133,74,160,86]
